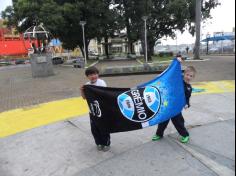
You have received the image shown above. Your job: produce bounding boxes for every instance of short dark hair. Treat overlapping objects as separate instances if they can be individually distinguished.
[85,66,99,76]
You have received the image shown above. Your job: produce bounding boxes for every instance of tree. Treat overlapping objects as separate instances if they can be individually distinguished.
[93,0,122,59]
[1,6,16,27]
[194,0,201,60]
[2,0,219,60]
[112,0,219,60]
[193,0,220,59]
[114,0,142,54]
[2,0,120,59]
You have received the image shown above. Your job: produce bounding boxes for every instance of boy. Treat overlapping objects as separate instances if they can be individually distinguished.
[152,60,197,143]
[80,66,111,152]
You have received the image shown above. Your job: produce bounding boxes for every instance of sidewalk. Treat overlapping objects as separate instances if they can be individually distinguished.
[76,119,235,176]
[0,92,235,176]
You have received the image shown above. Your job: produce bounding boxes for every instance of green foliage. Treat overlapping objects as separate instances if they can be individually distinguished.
[1,6,16,27]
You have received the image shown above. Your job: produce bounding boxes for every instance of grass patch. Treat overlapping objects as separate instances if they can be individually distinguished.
[137,55,174,63]
[86,59,99,67]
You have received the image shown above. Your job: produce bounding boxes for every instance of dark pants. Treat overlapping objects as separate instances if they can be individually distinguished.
[156,113,189,137]
[90,117,111,146]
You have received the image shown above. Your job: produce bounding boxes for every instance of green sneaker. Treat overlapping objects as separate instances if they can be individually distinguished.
[152,135,162,141]
[102,146,110,152]
[180,136,190,143]
[97,145,103,151]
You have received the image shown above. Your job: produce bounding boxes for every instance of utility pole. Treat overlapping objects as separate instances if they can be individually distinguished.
[142,16,148,63]
[194,0,202,60]
[80,21,87,66]
[206,33,210,55]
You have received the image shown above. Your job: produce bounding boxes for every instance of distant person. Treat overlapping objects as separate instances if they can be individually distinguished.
[80,66,111,152]
[152,58,197,143]
[31,43,38,54]
[186,46,189,54]
[193,46,196,55]
[41,40,47,53]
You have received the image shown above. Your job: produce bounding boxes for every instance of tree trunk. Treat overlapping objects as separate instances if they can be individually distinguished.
[123,1,133,55]
[126,20,132,54]
[141,39,152,62]
[148,40,155,57]
[86,39,90,60]
[79,44,84,58]
[194,0,201,60]
[104,36,109,59]
[79,40,89,60]
[129,42,134,54]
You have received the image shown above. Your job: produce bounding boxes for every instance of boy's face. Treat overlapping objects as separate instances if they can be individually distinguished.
[184,71,195,83]
[87,73,99,83]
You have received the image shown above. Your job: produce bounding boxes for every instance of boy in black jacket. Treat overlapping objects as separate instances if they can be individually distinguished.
[152,61,197,143]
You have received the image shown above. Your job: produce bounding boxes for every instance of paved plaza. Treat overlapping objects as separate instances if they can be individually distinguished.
[0,56,234,112]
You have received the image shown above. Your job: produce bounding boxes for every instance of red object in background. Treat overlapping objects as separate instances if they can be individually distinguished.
[0,28,35,56]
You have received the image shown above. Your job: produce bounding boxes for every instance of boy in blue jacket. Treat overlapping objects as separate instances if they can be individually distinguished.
[152,60,197,143]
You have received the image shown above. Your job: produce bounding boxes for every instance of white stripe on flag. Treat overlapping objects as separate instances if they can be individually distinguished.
[142,122,150,128]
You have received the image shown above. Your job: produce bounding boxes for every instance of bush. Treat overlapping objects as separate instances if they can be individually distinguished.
[159,51,174,57]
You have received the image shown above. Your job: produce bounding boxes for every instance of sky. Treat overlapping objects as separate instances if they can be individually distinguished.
[0,0,235,45]
[0,0,12,15]
[162,0,235,45]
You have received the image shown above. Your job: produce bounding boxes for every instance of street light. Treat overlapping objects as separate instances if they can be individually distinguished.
[221,31,224,54]
[142,16,148,63]
[206,33,210,55]
[80,21,87,66]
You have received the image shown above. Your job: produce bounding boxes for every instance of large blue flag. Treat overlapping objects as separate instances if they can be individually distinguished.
[84,58,186,133]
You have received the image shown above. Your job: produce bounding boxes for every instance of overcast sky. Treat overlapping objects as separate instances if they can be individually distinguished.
[0,0,235,45]
[0,0,12,15]
[162,0,235,45]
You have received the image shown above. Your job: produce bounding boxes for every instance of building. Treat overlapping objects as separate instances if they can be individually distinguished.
[88,33,142,56]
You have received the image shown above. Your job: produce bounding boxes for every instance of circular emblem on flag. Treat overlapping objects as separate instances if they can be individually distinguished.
[117,86,161,123]
[117,94,135,120]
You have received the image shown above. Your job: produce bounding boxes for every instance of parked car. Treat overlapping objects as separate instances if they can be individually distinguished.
[73,58,85,68]
[24,59,31,64]
[15,59,25,65]
[52,57,64,65]
[208,47,220,54]
[0,61,11,66]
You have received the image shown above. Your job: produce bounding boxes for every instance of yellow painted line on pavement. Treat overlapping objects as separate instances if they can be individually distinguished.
[192,80,235,95]
[0,97,89,138]
[0,80,234,138]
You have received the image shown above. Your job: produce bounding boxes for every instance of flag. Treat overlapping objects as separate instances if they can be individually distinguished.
[84,58,186,133]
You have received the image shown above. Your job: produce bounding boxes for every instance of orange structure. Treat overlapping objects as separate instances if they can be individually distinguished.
[0,27,35,56]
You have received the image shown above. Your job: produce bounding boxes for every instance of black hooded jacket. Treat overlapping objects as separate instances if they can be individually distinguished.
[184,81,192,108]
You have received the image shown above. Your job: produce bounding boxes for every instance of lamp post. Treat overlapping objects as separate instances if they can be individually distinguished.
[176,33,178,54]
[142,16,148,63]
[80,21,87,66]
[221,31,224,54]
[206,33,210,55]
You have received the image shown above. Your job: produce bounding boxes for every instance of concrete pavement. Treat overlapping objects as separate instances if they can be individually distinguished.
[0,92,235,176]
[76,120,235,176]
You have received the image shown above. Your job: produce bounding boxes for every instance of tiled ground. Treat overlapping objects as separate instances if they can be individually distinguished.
[0,56,234,112]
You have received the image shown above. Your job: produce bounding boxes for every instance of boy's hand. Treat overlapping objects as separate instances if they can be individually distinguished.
[184,105,189,109]
[80,85,86,99]
[177,57,183,63]
[80,85,85,91]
